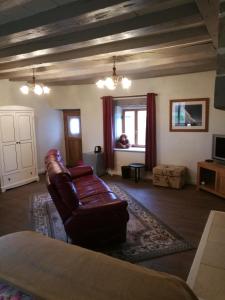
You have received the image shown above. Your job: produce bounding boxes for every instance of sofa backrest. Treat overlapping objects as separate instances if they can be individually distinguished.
[46,173,71,223]
[46,161,80,222]
[47,160,71,179]
[45,149,64,168]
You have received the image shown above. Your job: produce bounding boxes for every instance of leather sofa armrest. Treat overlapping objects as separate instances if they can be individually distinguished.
[68,165,93,179]
[72,199,128,217]
[64,200,129,230]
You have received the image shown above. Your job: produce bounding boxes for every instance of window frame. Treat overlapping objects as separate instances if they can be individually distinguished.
[122,108,146,147]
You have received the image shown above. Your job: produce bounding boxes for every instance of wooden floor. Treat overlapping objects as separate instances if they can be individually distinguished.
[0,174,225,281]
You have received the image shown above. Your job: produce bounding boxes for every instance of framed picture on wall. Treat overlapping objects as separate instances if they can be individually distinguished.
[169,98,209,132]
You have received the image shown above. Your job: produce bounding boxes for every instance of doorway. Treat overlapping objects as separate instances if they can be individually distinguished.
[63,110,82,166]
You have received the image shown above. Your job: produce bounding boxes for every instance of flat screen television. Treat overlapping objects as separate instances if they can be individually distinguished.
[212,134,225,162]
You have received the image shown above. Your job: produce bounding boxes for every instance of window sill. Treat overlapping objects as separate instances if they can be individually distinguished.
[114,147,145,153]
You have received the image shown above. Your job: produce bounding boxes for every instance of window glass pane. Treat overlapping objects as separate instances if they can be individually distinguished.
[114,106,123,138]
[124,111,135,145]
[137,110,146,145]
[68,117,80,136]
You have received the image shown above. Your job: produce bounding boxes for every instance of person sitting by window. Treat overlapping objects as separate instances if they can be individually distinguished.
[116,133,130,149]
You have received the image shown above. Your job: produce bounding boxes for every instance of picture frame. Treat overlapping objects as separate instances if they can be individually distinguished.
[169,98,209,132]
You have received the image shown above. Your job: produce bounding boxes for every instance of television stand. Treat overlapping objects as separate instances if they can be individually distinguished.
[197,161,225,199]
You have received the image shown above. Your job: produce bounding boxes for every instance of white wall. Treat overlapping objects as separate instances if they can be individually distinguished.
[0,80,65,172]
[1,71,224,182]
[50,71,225,183]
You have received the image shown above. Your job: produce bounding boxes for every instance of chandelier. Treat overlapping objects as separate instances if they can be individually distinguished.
[96,57,131,90]
[20,69,50,95]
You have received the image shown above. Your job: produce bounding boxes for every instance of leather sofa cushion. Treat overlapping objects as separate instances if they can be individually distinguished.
[69,165,93,179]
[48,161,72,179]
[73,175,111,199]
[45,149,84,168]
[45,149,65,166]
[79,191,121,207]
[52,173,79,210]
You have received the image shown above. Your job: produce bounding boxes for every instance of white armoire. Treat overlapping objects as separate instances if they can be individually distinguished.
[0,106,39,192]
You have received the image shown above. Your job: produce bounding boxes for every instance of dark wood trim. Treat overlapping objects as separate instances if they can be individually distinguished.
[38,59,216,86]
[0,26,210,72]
[0,0,136,37]
[0,3,201,60]
[2,43,215,81]
[195,0,219,48]
[113,94,158,99]
[169,98,209,132]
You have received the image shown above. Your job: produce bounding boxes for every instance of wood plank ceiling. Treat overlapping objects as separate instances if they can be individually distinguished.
[0,0,219,86]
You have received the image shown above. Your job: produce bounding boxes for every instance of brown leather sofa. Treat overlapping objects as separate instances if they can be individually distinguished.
[45,149,129,247]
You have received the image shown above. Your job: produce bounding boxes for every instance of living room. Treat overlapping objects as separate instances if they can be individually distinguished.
[1,70,224,182]
[0,1,225,299]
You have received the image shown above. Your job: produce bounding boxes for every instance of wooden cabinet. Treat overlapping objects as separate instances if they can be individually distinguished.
[217,171,225,196]
[197,161,225,198]
[0,106,39,192]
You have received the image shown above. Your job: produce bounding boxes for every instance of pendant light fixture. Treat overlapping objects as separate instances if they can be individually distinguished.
[20,69,50,95]
[96,57,131,90]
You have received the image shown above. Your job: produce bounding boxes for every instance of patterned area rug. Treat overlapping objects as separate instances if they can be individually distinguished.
[30,184,193,262]
[0,282,33,300]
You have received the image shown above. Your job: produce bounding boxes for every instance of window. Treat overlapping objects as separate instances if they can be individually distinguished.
[68,116,81,137]
[123,109,146,147]
[114,98,147,150]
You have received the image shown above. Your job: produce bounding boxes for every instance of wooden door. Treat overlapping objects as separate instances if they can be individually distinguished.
[15,112,34,170]
[63,110,82,166]
[0,112,19,173]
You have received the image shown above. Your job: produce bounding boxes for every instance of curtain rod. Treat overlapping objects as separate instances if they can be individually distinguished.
[113,94,157,99]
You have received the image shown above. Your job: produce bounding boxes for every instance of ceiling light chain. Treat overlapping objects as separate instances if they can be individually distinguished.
[20,68,50,95]
[96,56,131,90]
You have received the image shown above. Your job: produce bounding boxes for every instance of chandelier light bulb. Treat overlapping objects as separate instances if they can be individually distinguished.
[105,77,116,90]
[43,86,50,94]
[20,69,50,96]
[20,85,29,95]
[122,77,131,89]
[95,57,132,90]
[34,84,43,95]
[96,80,105,89]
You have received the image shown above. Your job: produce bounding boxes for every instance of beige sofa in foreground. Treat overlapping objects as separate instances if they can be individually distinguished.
[0,231,198,300]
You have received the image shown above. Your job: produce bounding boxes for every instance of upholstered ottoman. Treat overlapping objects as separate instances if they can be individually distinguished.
[153,165,187,189]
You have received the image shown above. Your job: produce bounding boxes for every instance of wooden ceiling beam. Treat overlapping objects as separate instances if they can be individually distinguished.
[195,0,219,48]
[10,51,215,82]
[36,58,216,85]
[0,3,202,60]
[5,43,216,81]
[0,0,140,35]
[41,58,216,83]
[0,0,186,47]
[0,26,211,73]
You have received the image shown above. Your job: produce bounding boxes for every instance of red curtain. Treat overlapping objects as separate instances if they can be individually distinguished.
[102,96,114,169]
[145,93,157,171]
